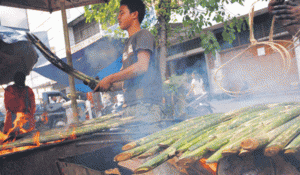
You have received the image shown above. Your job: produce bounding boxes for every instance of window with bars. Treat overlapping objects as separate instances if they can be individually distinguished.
[215,13,286,51]
[167,37,202,57]
[73,19,100,44]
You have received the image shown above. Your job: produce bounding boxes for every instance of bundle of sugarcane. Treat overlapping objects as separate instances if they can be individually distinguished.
[114,102,300,174]
[0,114,134,151]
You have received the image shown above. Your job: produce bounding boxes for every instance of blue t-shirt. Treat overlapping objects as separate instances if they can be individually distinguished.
[122,29,162,106]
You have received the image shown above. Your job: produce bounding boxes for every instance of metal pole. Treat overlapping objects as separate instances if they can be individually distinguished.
[60,0,79,124]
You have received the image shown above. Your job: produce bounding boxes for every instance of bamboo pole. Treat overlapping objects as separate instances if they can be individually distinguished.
[60,0,79,124]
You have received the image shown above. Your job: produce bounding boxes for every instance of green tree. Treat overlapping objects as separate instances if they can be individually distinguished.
[84,0,254,79]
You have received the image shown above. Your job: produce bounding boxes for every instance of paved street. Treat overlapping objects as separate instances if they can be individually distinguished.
[210,90,300,114]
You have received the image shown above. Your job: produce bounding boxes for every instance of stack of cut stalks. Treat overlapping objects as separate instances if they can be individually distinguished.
[0,113,133,151]
[114,102,300,174]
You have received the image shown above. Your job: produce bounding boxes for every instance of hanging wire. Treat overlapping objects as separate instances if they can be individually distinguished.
[213,0,297,97]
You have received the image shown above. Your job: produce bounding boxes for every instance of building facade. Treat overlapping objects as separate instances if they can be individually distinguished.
[166,8,300,98]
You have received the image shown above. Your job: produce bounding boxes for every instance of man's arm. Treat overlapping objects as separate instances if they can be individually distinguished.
[94,50,151,92]
[110,81,124,91]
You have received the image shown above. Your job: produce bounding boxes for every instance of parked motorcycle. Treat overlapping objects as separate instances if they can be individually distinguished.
[173,92,213,119]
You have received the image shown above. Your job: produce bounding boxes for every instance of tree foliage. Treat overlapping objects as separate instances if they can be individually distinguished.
[84,0,264,55]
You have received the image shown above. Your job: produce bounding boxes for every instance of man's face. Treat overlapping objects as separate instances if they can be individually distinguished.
[118,5,135,30]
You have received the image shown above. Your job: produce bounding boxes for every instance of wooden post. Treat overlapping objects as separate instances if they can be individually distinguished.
[60,0,79,124]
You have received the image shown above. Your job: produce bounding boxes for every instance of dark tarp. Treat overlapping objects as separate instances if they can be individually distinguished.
[0,25,38,85]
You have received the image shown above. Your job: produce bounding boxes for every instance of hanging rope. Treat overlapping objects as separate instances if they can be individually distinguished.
[213,0,299,97]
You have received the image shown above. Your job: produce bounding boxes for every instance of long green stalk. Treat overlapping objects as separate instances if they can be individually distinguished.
[122,113,223,150]
[264,116,300,156]
[241,116,300,152]
[133,114,232,174]
[284,134,300,154]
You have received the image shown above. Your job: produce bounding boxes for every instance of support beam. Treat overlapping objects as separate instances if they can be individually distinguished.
[60,0,79,124]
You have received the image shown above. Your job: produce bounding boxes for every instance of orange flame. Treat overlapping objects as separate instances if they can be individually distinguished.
[41,112,48,124]
[6,112,33,137]
[199,158,217,175]
[33,132,40,147]
[0,145,37,156]
[0,114,80,157]
[0,112,72,157]
[68,126,77,140]
[45,139,66,145]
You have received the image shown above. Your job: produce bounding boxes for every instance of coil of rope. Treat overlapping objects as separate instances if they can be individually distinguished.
[213,0,300,97]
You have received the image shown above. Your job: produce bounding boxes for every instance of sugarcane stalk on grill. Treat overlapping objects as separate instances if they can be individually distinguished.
[82,113,121,125]
[205,129,262,164]
[221,105,300,156]
[125,105,267,152]
[115,136,171,162]
[264,116,300,157]
[284,133,300,154]
[177,127,217,153]
[133,103,291,172]
[240,116,300,152]
[133,113,234,174]
[115,123,213,161]
[137,145,163,159]
[26,33,100,90]
[182,106,283,154]
[158,137,178,148]
[0,116,134,150]
[200,105,297,163]
[114,102,300,172]
[177,119,265,167]
[121,113,223,151]
[177,134,232,168]
[114,127,195,161]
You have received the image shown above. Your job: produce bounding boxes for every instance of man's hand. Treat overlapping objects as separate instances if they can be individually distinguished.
[268,0,285,13]
[269,0,300,26]
[93,76,112,92]
[83,79,98,91]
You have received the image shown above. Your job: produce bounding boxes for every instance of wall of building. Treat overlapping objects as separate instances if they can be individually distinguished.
[27,7,85,58]
[167,11,300,98]
[215,35,299,95]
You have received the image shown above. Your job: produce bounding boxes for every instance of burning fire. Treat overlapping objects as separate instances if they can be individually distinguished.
[41,112,48,124]
[0,114,78,157]
[33,131,40,147]
[199,158,217,175]
[7,112,32,135]
[68,126,77,140]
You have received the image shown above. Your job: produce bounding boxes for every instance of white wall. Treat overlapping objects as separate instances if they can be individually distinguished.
[0,6,29,30]
[25,8,84,103]
[27,7,85,58]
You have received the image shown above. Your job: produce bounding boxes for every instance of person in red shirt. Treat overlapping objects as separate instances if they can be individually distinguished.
[3,72,36,134]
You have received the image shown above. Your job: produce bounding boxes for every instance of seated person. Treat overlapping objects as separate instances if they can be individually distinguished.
[186,71,207,103]
[49,96,57,104]
[56,96,66,103]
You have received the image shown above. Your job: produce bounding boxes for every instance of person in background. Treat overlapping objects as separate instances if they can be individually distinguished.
[186,71,207,103]
[85,98,93,120]
[91,0,163,133]
[49,96,57,104]
[56,96,66,103]
[112,93,124,113]
[3,72,36,134]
